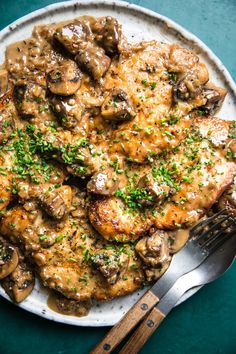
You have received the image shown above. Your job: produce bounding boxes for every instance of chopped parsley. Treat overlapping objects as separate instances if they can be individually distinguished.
[167,71,177,83]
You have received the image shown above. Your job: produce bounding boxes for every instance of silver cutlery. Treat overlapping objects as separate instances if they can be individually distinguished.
[91,210,236,354]
[119,229,236,353]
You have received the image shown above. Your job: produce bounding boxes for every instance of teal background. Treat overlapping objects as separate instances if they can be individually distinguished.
[0,1,236,353]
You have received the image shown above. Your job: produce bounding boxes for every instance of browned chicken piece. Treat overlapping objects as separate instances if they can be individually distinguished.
[75,42,111,80]
[89,117,236,241]
[1,251,35,303]
[100,41,209,163]
[87,170,120,195]
[200,83,227,115]
[148,118,236,230]
[0,236,19,279]
[89,196,153,242]
[0,189,146,302]
[168,45,206,74]
[92,17,121,55]
[47,60,82,96]
[54,21,92,55]
[137,173,176,206]
[135,230,170,267]
[101,88,136,122]
[36,234,144,301]
[49,95,82,129]
[0,201,74,252]
[91,249,129,285]
[0,205,42,252]
[13,82,47,119]
[0,69,8,96]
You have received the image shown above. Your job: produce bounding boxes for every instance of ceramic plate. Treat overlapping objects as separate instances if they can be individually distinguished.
[0,0,235,327]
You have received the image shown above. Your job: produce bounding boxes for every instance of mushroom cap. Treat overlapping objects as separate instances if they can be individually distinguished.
[1,259,35,303]
[0,237,19,280]
[47,60,82,96]
[101,88,136,122]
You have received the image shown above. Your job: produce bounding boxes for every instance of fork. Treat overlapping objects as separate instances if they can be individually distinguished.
[90,210,236,354]
[118,228,236,354]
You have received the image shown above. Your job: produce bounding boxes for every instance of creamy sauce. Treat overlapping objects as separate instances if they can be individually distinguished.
[47,292,91,317]
[170,229,190,253]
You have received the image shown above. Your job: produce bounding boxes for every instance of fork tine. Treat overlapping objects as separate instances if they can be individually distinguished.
[201,219,236,251]
[201,219,235,246]
[190,209,227,237]
[195,214,230,242]
[207,229,236,253]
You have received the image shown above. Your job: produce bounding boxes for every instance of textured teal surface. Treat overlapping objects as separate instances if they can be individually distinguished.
[0,1,236,353]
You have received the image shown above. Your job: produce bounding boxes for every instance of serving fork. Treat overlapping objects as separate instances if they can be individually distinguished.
[119,228,236,353]
[91,210,236,354]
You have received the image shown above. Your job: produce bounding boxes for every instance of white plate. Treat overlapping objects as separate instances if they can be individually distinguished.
[0,0,236,327]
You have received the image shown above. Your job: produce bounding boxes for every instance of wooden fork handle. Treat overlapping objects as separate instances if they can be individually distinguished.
[90,290,159,354]
[118,307,166,354]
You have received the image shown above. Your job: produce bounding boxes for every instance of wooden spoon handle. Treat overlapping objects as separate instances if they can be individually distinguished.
[118,307,166,354]
[90,290,159,354]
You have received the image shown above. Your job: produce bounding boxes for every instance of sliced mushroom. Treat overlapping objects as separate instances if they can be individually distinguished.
[87,170,119,195]
[135,230,170,267]
[91,249,129,285]
[54,21,92,55]
[200,83,227,115]
[137,173,176,206]
[50,95,82,129]
[101,88,136,122]
[13,82,47,119]
[1,255,35,303]
[173,71,202,101]
[0,236,19,280]
[0,69,8,97]
[33,185,72,220]
[47,60,82,96]
[75,42,111,80]
[92,17,121,55]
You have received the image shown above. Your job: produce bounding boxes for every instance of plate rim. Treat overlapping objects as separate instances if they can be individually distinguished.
[0,0,235,327]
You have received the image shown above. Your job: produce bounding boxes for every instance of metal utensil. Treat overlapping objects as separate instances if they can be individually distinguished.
[119,230,236,354]
[91,210,236,354]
